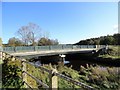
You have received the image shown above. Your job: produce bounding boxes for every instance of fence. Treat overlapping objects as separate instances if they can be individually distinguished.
[2,45,99,53]
[19,59,95,90]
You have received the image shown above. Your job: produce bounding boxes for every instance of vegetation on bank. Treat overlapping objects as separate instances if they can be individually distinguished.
[2,55,120,90]
[75,33,120,45]
[98,45,120,59]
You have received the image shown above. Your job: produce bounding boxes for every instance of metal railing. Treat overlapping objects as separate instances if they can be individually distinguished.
[2,45,100,53]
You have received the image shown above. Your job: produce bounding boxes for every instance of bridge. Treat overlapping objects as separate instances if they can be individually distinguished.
[2,45,104,57]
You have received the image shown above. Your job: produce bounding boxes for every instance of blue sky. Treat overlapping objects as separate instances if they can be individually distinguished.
[2,2,118,44]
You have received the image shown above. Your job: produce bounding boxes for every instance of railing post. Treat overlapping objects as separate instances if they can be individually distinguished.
[14,47,16,52]
[34,46,37,51]
[21,59,28,88]
[62,45,64,49]
[72,45,73,49]
[49,68,58,90]
[49,45,51,50]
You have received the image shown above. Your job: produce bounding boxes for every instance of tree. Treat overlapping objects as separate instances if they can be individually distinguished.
[113,34,120,45]
[100,36,115,45]
[94,40,100,45]
[8,37,23,46]
[38,37,48,46]
[50,39,59,45]
[75,34,120,45]
[38,37,59,46]
[17,23,42,46]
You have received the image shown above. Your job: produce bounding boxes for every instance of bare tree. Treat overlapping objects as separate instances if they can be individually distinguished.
[43,31,50,39]
[17,23,42,46]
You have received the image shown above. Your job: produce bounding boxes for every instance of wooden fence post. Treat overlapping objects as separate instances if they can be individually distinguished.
[21,59,28,88]
[49,68,58,90]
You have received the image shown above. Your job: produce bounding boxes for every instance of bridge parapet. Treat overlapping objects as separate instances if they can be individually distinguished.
[1,45,105,57]
[3,45,98,53]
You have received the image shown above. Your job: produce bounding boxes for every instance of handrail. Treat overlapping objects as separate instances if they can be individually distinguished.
[18,75,32,89]
[23,60,51,73]
[18,66,49,88]
[55,72,95,90]
[23,81,33,90]
[23,70,49,88]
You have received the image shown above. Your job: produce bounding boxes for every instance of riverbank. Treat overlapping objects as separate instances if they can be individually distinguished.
[92,45,120,66]
[98,45,120,58]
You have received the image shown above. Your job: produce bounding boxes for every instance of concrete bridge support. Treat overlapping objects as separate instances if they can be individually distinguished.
[59,54,66,66]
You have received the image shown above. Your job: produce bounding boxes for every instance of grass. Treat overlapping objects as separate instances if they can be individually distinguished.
[99,54,120,59]
[99,45,120,59]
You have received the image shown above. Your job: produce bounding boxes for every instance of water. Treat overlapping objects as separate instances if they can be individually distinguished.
[31,54,120,71]
[32,58,97,71]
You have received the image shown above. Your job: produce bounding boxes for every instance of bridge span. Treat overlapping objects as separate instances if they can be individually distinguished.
[1,45,104,57]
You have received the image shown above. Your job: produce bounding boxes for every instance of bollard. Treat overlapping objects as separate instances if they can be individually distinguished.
[49,68,58,90]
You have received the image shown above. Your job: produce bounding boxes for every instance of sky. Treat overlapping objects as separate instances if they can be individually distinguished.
[1,2,118,44]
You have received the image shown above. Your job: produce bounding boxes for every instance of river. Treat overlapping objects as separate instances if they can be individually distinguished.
[31,54,120,71]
